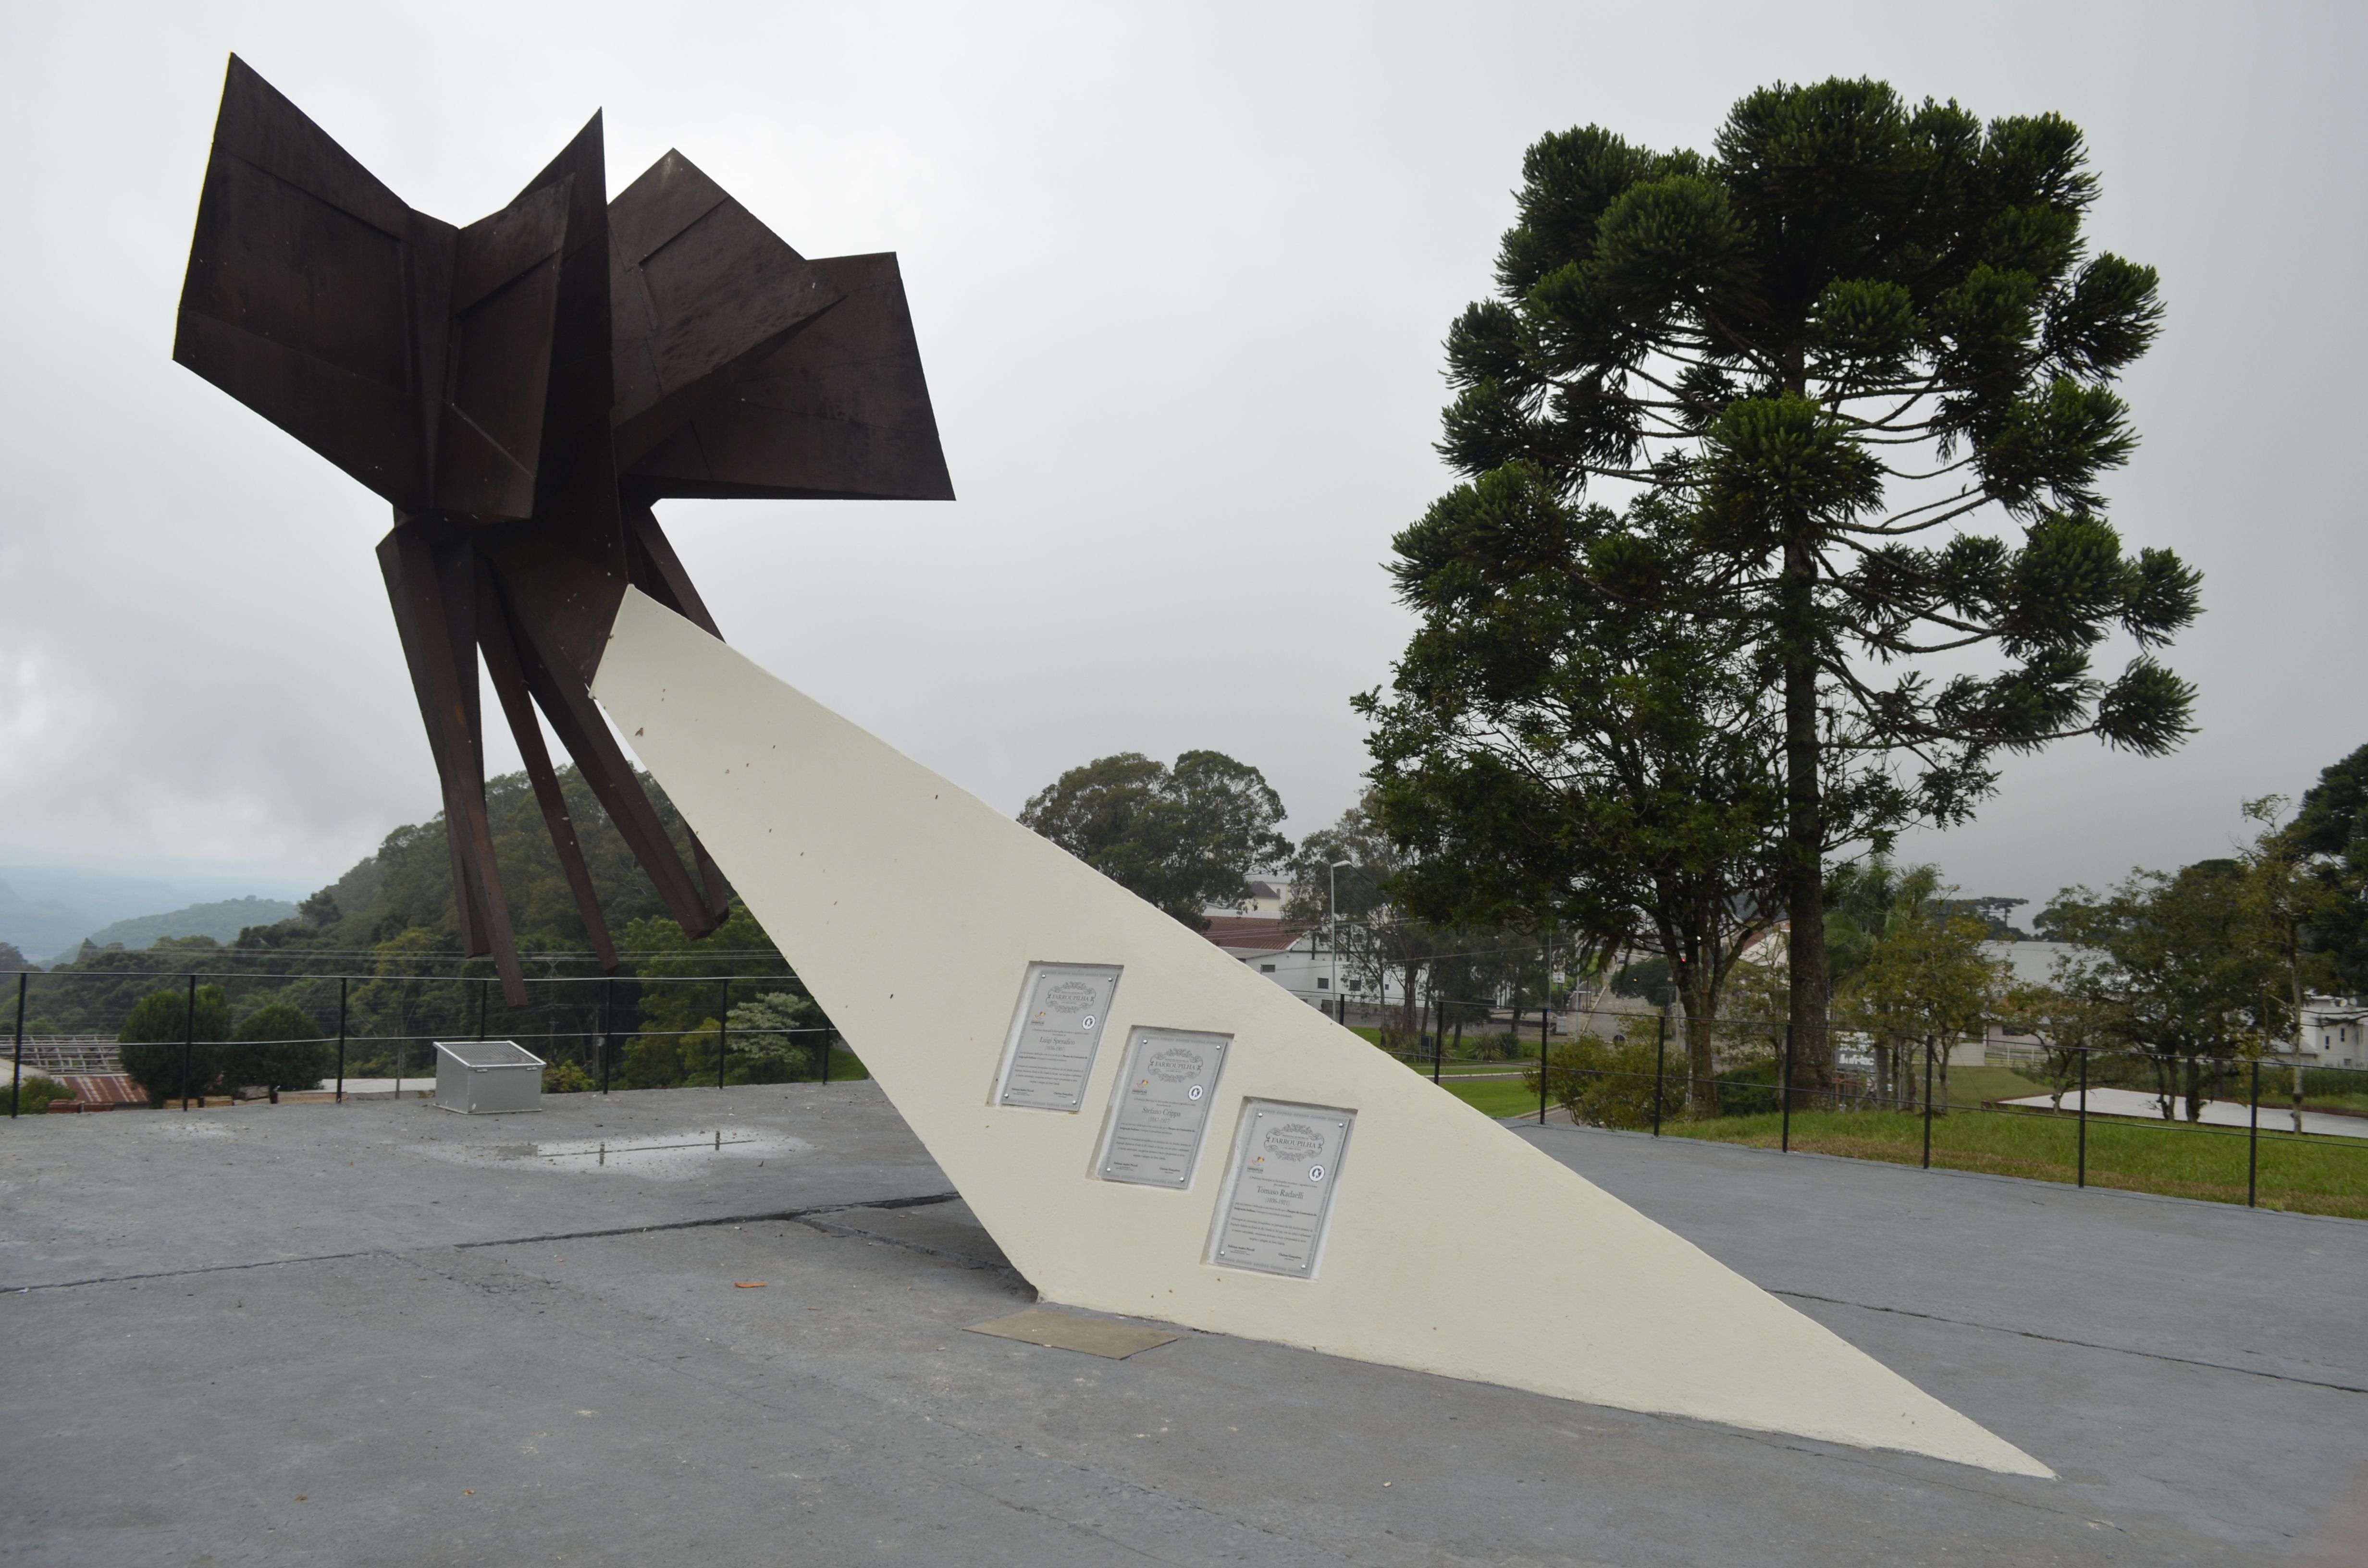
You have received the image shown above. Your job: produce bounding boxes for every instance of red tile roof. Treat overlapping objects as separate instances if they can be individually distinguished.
[1200,916,1309,954]
[64,1073,143,1105]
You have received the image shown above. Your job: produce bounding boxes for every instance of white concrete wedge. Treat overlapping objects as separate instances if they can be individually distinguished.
[592,588,2052,1478]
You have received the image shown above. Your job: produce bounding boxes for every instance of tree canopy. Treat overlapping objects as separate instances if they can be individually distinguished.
[1831,864,2004,1108]
[1396,77,2197,1087]
[2287,745,2368,993]
[1020,751,1291,928]
[1361,468,1783,1112]
[2042,860,2274,1119]
[117,983,231,1106]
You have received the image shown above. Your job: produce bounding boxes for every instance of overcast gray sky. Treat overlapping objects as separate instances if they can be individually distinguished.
[2,0,2361,918]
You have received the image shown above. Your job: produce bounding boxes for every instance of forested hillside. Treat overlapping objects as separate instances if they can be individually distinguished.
[75,897,298,956]
[23,767,820,1075]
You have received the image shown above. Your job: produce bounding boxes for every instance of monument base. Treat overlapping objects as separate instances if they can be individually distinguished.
[592,586,2048,1478]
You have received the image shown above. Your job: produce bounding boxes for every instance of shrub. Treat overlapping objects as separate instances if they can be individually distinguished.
[617,995,832,1090]
[720,992,823,1081]
[541,1059,596,1094]
[1469,1029,1529,1062]
[219,1003,332,1095]
[1715,1056,1783,1117]
[1526,1035,1684,1129]
[618,1029,688,1090]
[8,1073,74,1115]
[118,985,231,1107]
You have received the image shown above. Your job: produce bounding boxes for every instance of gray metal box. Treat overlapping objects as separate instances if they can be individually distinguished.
[433,1040,546,1114]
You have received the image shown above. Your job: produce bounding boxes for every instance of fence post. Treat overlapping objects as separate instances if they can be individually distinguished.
[10,969,25,1118]
[2077,1047,2088,1188]
[599,976,614,1095]
[2248,1057,2260,1209]
[1921,1035,1934,1170]
[1537,1002,1548,1125]
[717,978,729,1090]
[820,1029,833,1084]
[182,973,197,1111]
[1651,1008,1666,1138]
[1781,1022,1793,1153]
[334,977,348,1103]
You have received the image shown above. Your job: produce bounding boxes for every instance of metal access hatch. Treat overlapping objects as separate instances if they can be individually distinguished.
[433,1040,547,1115]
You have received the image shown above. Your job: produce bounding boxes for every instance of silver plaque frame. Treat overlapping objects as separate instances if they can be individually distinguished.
[1094,1027,1230,1188]
[988,962,1123,1112]
[1206,1098,1355,1279]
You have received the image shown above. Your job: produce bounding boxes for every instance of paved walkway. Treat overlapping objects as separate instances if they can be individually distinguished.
[1999,1084,2368,1138]
[2,1085,2362,1564]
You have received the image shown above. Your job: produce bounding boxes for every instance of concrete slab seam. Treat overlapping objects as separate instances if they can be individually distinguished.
[0,1190,962,1293]
[793,1214,1026,1274]
[1770,1288,2368,1394]
[448,1190,963,1251]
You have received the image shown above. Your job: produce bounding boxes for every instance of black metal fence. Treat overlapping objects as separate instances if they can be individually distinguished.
[3,964,854,1115]
[1500,1009,2368,1216]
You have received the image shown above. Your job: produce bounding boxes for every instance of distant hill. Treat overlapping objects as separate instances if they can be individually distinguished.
[0,880,99,961]
[0,867,276,961]
[67,897,300,958]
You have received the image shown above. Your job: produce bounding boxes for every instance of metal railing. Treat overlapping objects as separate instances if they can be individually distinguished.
[1494,1011,2368,1216]
[4,966,852,1115]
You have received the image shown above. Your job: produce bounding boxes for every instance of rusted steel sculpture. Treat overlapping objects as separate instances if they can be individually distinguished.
[174,56,954,1000]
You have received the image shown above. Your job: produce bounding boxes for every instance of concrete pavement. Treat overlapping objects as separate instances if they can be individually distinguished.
[1,1083,2361,1564]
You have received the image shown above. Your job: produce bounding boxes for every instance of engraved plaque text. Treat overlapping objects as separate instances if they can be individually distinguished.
[1098,1028,1229,1188]
[992,963,1122,1111]
[1210,1100,1354,1278]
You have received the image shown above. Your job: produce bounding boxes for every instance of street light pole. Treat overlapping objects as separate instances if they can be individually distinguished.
[1329,861,1352,1025]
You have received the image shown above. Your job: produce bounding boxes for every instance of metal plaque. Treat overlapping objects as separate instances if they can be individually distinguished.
[1097,1028,1230,1188]
[1209,1101,1355,1279]
[992,963,1122,1111]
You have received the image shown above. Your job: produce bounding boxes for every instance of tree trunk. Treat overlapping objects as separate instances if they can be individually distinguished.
[1677,967,1721,1119]
[1781,539,1831,1109]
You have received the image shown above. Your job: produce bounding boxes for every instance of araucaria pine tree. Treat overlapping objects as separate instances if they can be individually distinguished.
[1424,78,2200,1092]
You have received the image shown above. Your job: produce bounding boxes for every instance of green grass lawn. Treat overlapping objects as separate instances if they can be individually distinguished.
[1375,1039,2368,1215]
[1441,1076,1550,1119]
[1661,1104,2368,1219]
[1349,1026,1548,1077]
[1933,1063,2055,1108]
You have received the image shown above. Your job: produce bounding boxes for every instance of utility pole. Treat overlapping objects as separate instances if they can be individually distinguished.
[1329,861,1352,1026]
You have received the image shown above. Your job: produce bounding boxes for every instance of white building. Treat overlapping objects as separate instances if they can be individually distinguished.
[1198,916,1345,1011]
[1218,880,1295,917]
[2297,995,2367,1068]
